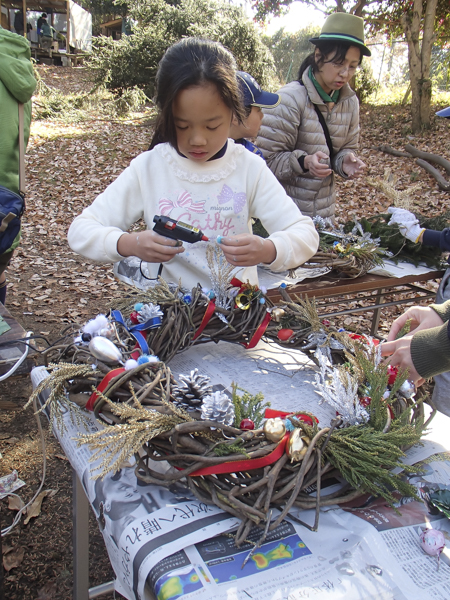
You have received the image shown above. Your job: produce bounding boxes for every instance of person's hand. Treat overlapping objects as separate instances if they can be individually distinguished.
[117,230,185,263]
[342,153,366,178]
[218,234,276,267]
[385,305,444,342]
[387,207,425,243]
[380,335,424,386]
[304,152,332,179]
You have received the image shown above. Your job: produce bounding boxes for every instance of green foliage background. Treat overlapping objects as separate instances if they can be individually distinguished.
[89,0,276,97]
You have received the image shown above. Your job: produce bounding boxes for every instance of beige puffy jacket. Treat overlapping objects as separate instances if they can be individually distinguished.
[256,69,361,219]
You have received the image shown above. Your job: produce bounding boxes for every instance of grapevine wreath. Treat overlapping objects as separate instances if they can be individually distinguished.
[28,247,433,540]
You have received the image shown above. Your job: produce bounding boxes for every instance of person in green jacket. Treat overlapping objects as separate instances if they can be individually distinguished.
[0,27,36,305]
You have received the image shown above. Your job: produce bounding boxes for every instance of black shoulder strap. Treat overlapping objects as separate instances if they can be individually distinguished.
[313,103,334,160]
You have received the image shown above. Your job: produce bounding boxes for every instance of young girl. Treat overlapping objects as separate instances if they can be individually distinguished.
[68,38,319,291]
[256,13,369,221]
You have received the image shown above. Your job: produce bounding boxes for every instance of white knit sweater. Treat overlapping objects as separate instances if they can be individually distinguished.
[68,140,319,290]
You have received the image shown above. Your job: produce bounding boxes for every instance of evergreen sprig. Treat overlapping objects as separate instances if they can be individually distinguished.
[323,420,424,507]
[213,439,251,458]
[231,382,270,429]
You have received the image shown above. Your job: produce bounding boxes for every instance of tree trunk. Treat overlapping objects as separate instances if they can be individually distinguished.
[401,0,438,133]
[419,0,438,128]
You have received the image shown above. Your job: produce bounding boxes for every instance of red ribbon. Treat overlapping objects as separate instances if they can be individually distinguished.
[264,408,319,426]
[193,300,216,340]
[190,433,289,477]
[348,333,380,346]
[86,367,126,411]
[230,277,243,289]
[244,311,272,349]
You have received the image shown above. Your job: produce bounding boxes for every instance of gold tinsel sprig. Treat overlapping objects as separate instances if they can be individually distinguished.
[25,362,100,433]
[77,386,192,479]
[108,277,180,313]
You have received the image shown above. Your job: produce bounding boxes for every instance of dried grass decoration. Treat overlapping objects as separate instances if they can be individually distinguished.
[29,314,433,539]
[302,219,385,279]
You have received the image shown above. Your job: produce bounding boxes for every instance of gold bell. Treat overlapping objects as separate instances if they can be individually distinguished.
[271,308,286,322]
[235,293,251,310]
[263,418,286,442]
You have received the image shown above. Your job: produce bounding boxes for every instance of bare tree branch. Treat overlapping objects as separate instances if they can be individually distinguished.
[415,159,450,191]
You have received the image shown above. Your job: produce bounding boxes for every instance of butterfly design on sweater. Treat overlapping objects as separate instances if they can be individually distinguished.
[217,184,247,214]
[159,191,206,216]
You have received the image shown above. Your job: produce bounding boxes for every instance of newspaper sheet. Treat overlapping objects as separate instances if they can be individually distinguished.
[341,450,450,599]
[369,259,439,278]
[31,340,450,600]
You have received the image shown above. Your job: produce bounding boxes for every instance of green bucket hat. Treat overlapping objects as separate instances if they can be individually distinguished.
[309,13,371,57]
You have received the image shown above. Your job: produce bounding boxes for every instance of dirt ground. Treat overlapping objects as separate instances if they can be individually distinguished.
[0,65,449,600]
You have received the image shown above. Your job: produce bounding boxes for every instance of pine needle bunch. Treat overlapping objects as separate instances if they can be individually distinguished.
[323,423,423,507]
[343,214,446,269]
[109,277,179,313]
[213,438,251,457]
[76,389,188,478]
[292,296,322,332]
[25,363,98,433]
[231,382,270,428]
[340,341,413,431]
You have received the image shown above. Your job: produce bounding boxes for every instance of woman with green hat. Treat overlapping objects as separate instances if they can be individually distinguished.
[256,12,370,221]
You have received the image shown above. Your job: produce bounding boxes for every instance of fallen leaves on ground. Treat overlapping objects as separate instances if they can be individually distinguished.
[8,495,25,511]
[3,545,25,571]
[23,489,57,524]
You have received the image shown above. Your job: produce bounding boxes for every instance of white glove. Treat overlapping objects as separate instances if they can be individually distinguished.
[387,207,425,243]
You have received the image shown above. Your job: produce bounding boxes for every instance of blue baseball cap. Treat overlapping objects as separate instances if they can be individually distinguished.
[236,72,280,109]
[436,107,450,118]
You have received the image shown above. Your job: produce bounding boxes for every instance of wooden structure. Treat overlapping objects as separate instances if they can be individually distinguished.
[266,269,445,336]
[99,16,122,40]
[0,0,91,65]
[1,0,71,48]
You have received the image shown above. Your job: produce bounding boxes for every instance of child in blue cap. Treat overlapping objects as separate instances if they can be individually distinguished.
[230,72,280,159]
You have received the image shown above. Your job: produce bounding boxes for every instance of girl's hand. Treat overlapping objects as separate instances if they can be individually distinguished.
[304,151,332,178]
[380,335,424,386]
[117,230,185,263]
[218,234,276,267]
[342,153,366,178]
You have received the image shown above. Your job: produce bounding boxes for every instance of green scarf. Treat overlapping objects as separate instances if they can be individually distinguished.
[309,67,339,104]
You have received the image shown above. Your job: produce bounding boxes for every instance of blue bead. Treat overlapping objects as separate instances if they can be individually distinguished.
[285,420,295,431]
[280,283,287,289]
[259,298,265,304]
[208,290,215,299]
[134,302,143,311]
[338,328,345,332]
[137,355,150,364]
[183,294,192,304]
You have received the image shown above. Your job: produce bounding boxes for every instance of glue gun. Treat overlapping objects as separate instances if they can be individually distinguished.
[152,215,209,243]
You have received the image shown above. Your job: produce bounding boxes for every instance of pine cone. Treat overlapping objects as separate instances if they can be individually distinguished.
[201,391,235,426]
[172,369,212,411]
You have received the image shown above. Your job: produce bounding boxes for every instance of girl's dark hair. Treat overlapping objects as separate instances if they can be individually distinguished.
[298,40,363,81]
[149,37,246,150]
